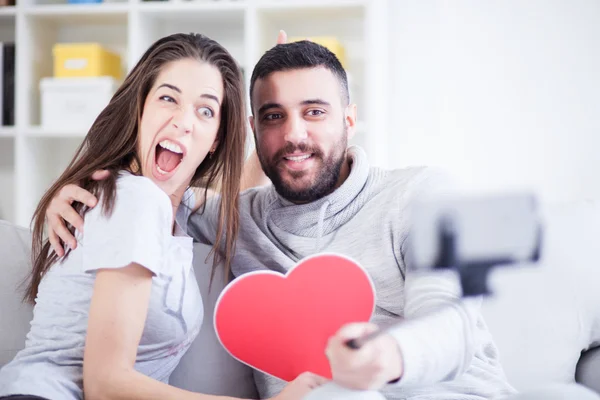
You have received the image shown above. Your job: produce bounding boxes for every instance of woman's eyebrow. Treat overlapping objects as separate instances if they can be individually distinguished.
[200,93,221,106]
[156,83,220,106]
[157,83,181,93]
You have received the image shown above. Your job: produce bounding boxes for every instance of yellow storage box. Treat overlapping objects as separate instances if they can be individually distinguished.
[289,36,347,68]
[53,43,122,80]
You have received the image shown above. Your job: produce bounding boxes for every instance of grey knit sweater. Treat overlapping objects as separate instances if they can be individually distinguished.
[188,146,517,399]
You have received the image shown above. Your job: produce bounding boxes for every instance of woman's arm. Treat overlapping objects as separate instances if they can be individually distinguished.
[83,263,244,400]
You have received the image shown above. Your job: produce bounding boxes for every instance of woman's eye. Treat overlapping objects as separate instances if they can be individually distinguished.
[160,95,176,103]
[198,107,214,118]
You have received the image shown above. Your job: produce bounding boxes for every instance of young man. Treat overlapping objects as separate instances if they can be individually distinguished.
[187,40,515,399]
[46,40,600,400]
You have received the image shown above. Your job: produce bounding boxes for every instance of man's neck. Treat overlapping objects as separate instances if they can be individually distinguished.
[334,155,352,191]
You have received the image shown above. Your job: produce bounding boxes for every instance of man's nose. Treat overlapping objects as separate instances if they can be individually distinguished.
[283,114,308,144]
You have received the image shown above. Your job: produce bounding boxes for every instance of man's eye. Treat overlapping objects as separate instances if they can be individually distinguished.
[160,95,176,103]
[198,107,214,118]
[264,114,282,121]
[307,110,324,116]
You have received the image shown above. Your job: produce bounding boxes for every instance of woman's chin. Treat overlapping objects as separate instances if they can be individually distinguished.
[144,165,194,199]
[152,162,180,182]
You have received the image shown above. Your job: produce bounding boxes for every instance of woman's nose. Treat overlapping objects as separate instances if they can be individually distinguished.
[172,106,194,134]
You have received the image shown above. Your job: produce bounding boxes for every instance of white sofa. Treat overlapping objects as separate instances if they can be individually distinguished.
[1,201,599,397]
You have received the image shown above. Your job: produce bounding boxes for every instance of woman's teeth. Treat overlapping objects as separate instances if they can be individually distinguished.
[285,154,311,162]
[156,165,169,175]
[159,139,183,154]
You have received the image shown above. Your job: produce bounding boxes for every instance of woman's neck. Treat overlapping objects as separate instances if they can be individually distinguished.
[168,184,188,234]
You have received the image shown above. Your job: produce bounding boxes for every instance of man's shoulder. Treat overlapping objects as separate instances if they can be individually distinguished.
[239,184,272,207]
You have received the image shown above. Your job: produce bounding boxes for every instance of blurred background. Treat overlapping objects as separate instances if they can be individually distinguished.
[0,0,598,227]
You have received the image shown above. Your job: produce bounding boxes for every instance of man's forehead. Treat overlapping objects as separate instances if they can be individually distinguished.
[252,67,340,109]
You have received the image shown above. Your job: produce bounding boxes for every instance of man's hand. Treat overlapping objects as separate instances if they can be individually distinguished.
[325,323,403,391]
[272,371,328,400]
[46,170,109,256]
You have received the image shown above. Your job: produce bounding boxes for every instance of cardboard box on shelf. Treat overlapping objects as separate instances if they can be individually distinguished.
[40,77,119,131]
[53,43,122,80]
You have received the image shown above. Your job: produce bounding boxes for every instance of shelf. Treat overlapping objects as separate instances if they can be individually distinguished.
[256,0,365,16]
[24,3,129,24]
[4,0,389,227]
[0,6,16,18]
[138,1,245,25]
[134,2,245,68]
[0,127,16,138]
[24,126,87,138]
[138,0,246,15]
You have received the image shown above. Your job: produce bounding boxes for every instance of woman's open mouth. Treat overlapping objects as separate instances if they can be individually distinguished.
[153,139,184,180]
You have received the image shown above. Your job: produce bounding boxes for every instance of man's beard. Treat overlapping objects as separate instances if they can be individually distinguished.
[258,131,348,203]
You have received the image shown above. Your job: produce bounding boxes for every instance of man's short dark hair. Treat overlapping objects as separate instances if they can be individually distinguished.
[249,40,350,111]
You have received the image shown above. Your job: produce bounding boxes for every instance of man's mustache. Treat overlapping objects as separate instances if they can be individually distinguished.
[272,143,323,162]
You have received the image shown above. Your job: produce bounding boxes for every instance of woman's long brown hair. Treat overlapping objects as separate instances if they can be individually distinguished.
[24,33,245,303]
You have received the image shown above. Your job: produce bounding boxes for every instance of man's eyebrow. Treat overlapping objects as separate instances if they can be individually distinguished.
[257,102,283,115]
[301,99,331,106]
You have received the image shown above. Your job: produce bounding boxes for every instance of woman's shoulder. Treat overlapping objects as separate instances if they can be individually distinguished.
[79,173,174,275]
[85,173,172,230]
[115,173,172,214]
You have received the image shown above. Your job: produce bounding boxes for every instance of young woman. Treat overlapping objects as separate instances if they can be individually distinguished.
[0,33,324,400]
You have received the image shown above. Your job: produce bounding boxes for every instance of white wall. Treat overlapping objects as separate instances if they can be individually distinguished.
[389,0,600,205]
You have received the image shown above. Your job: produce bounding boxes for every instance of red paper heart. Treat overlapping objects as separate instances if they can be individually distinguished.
[214,253,375,382]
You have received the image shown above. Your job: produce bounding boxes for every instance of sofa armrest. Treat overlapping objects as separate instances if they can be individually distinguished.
[0,220,34,367]
[576,346,600,394]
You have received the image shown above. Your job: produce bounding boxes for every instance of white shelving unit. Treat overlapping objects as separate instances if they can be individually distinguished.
[0,0,390,228]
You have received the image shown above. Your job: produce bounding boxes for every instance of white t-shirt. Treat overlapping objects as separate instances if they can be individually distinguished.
[0,173,202,399]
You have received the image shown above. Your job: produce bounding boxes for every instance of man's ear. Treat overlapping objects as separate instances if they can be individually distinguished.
[249,115,255,131]
[344,104,358,141]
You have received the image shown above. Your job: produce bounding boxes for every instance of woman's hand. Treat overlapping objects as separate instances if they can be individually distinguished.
[271,372,328,400]
[277,30,287,45]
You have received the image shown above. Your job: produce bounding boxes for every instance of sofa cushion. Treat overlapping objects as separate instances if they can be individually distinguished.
[169,243,258,397]
[480,201,600,392]
[0,220,34,367]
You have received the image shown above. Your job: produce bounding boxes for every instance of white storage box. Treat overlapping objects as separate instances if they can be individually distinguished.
[40,77,119,131]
